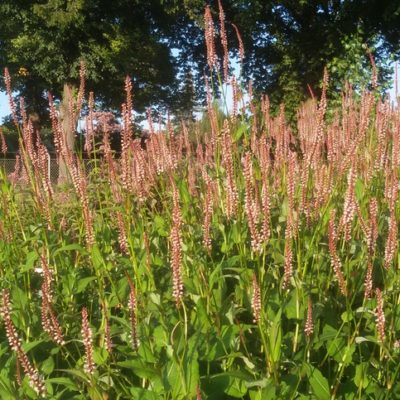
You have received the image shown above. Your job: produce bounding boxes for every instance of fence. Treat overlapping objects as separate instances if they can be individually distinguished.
[0,157,94,184]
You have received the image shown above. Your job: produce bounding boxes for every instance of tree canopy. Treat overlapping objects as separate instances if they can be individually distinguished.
[1,0,400,122]
[208,0,400,110]
[0,0,190,120]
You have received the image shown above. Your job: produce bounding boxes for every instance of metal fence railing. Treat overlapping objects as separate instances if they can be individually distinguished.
[0,159,19,176]
[0,157,58,183]
[0,158,94,184]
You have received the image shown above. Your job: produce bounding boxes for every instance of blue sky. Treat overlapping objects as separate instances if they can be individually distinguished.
[0,92,9,121]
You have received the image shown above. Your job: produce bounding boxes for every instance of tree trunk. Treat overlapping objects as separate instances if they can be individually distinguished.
[28,111,40,150]
[58,83,75,184]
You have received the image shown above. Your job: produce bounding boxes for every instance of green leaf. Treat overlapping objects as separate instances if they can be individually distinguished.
[46,377,79,391]
[41,356,55,375]
[308,366,330,400]
[355,178,365,201]
[154,215,168,237]
[58,368,90,382]
[230,223,242,244]
[184,333,202,396]
[93,348,107,365]
[225,376,248,397]
[269,308,282,363]
[53,243,87,257]
[314,324,341,350]
[23,251,38,272]
[341,311,354,323]
[0,374,16,397]
[341,344,355,366]
[285,291,299,320]
[245,378,268,388]
[117,359,160,380]
[90,245,104,270]
[11,286,28,310]
[76,276,97,293]
[355,336,373,344]
[138,342,157,363]
[260,380,276,399]
[165,359,185,398]
[355,362,369,389]
[234,123,249,142]
[130,387,159,400]
[22,340,44,353]
[210,372,251,398]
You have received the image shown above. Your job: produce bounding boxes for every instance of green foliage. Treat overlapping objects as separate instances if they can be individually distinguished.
[0,3,400,398]
[1,82,400,398]
[0,0,186,116]
[218,0,398,114]
[2,0,399,122]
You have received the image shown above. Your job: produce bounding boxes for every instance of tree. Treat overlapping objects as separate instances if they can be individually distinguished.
[171,0,400,115]
[0,0,190,180]
[2,0,400,131]
[0,0,185,108]
[224,0,399,112]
